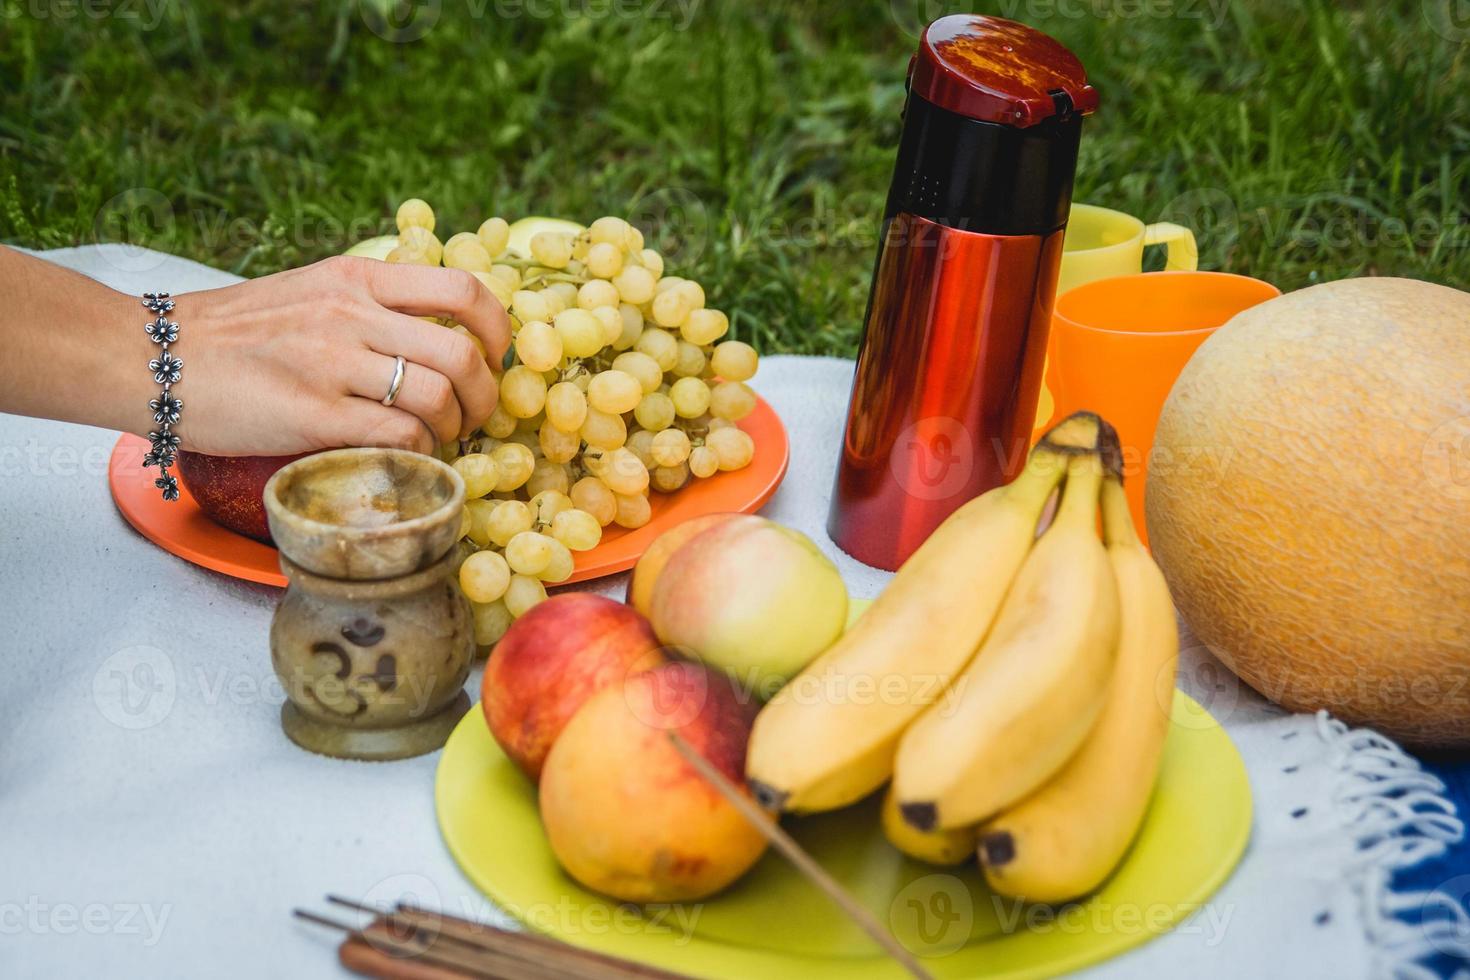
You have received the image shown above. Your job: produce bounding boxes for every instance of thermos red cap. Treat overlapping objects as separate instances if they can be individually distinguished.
[908,15,1099,127]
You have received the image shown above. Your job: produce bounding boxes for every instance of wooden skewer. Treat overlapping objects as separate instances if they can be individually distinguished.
[666,732,935,980]
[295,909,500,979]
[326,895,688,980]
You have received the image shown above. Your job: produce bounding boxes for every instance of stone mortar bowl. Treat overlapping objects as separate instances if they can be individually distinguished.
[264,447,464,581]
[263,448,473,760]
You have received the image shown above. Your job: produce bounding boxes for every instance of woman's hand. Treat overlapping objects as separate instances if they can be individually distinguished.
[173,256,510,456]
[0,246,510,457]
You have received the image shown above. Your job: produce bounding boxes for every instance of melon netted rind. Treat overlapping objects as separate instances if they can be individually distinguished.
[1145,277,1470,747]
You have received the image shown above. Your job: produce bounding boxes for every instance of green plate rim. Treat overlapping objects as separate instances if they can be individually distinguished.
[434,691,1252,979]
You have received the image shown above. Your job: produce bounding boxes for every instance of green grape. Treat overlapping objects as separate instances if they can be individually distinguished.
[570,476,618,526]
[489,263,522,290]
[626,224,645,253]
[396,198,435,234]
[547,281,579,310]
[681,308,729,345]
[452,453,501,499]
[711,340,758,381]
[554,308,605,359]
[459,549,511,603]
[612,491,652,529]
[651,461,691,493]
[706,426,756,470]
[399,226,443,264]
[676,280,706,311]
[580,407,627,451]
[512,289,551,324]
[586,242,625,279]
[571,231,593,261]
[551,508,603,551]
[669,376,712,418]
[473,271,514,308]
[612,303,644,351]
[540,539,575,583]
[708,417,737,432]
[633,391,675,432]
[500,365,548,418]
[655,275,684,295]
[587,370,643,414]
[590,305,623,346]
[491,443,536,492]
[477,217,510,257]
[611,264,656,305]
[625,428,657,469]
[530,231,574,269]
[651,289,691,329]
[611,350,663,392]
[514,320,563,372]
[538,420,581,463]
[388,245,432,266]
[709,380,757,421]
[639,249,665,278]
[483,403,517,438]
[589,216,633,249]
[504,574,548,618]
[444,236,494,273]
[457,506,473,539]
[486,499,533,547]
[505,531,554,576]
[689,445,719,478]
[578,279,620,310]
[529,489,573,525]
[672,340,706,378]
[541,288,569,318]
[471,598,513,647]
[634,328,679,372]
[650,428,692,467]
[599,446,650,495]
[525,458,570,498]
[545,381,589,432]
[463,498,496,546]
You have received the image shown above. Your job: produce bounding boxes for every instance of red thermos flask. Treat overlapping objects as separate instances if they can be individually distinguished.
[828,15,1097,570]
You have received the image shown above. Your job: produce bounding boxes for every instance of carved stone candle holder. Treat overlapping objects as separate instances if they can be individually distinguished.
[263,448,473,761]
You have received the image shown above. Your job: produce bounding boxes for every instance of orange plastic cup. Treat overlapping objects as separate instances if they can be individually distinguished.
[1048,271,1281,544]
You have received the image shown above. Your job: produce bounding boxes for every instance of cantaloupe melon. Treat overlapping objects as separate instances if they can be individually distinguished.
[1146,278,1470,746]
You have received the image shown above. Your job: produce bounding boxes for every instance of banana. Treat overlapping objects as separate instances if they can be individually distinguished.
[977,475,1179,902]
[891,453,1119,831]
[881,784,975,866]
[745,413,1105,814]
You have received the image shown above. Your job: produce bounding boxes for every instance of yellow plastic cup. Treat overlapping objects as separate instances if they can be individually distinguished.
[1049,271,1280,545]
[1033,205,1199,433]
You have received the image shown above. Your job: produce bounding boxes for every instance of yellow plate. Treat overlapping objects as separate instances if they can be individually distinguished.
[435,692,1250,979]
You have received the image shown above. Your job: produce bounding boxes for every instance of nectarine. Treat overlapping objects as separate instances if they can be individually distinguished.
[650,516,847,696]
[482,593,664,781]
[625,512,739,617]
[538,662,767,903]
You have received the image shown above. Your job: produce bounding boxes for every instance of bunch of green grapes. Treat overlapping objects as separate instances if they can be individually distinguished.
[385,200,761,648]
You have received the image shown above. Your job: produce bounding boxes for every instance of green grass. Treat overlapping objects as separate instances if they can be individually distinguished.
[2,0,1467,356]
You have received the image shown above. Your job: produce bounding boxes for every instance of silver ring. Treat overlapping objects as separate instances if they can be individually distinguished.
[381,355,406,407]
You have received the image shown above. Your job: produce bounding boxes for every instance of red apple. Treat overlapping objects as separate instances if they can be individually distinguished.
[539,661,768,902]
[176,450,310,544]
[481,594,666,781]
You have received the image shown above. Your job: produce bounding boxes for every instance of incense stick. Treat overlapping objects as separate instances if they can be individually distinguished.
[665,732,934,980]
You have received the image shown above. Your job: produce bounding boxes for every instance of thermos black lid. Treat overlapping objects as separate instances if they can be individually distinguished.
[908,15,1098,127]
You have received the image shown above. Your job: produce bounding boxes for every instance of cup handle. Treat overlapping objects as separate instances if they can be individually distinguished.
[1143,222,1198,272]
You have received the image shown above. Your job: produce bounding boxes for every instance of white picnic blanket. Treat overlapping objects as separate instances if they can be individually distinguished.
[0,244,1463,979]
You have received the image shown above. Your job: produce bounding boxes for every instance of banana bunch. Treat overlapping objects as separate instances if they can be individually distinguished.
[745,411,1180,903]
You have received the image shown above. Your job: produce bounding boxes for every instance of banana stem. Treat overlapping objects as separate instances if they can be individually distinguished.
[1100,476,1141,549]
[1055,456,1105,529]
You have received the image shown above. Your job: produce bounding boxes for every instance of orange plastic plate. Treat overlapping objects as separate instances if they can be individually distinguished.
[108,397,789,588]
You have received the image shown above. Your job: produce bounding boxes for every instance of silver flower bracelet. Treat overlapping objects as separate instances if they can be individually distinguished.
[141,291,184,501]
